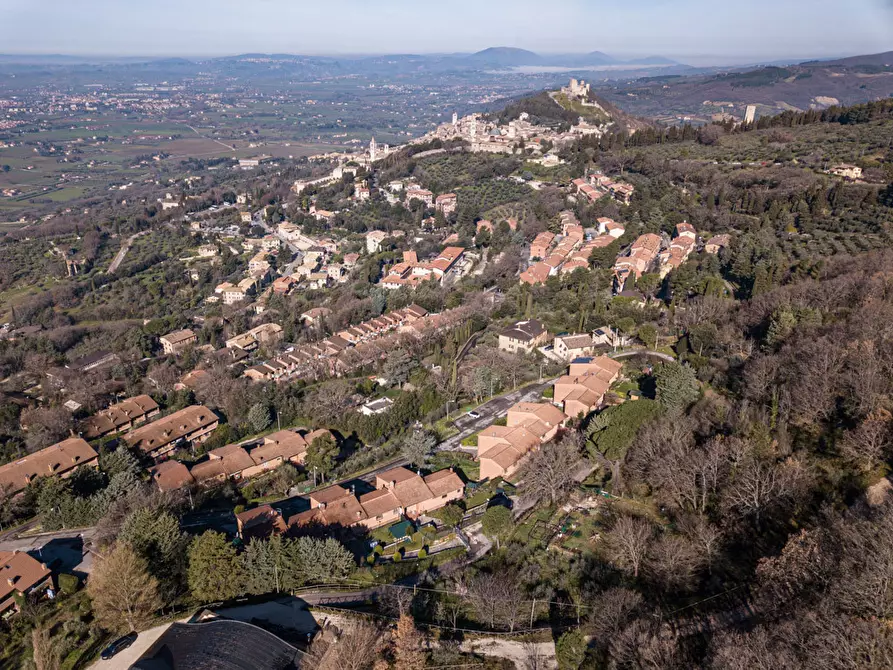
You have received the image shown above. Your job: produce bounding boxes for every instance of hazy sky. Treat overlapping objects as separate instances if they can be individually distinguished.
[1,0,892,64]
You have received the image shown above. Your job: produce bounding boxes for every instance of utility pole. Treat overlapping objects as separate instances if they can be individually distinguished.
[277,410,281,431]
[530,597,536,628]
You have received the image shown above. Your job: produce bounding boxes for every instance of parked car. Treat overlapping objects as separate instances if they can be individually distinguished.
[466,410,481,419]
[101,633,138,660]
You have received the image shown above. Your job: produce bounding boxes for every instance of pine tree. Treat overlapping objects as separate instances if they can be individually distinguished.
[187,531,243,602]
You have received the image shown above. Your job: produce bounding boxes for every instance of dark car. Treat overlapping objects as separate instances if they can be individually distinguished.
[101,632,138,660]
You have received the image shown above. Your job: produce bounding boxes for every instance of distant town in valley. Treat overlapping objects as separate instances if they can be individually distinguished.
[1,28,893,670]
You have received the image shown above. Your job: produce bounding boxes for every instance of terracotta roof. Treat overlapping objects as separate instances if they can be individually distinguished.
[125,406,218,455]
[377,466,420,487]
[80,395,159,439]
[250,430,307,465]
[161,329,196,345]
[149,460,194,491]
[0,438,98,494]
[0,551,51,612]
[359,488,401,518]
[189,459,228,483]
[310,484,352,507]
[424,469,464,497]
[208,444,256,475]
[509,402,566,427]
[295,492,367,527]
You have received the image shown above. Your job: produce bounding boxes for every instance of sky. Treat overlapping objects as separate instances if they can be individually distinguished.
[1,0,892,65]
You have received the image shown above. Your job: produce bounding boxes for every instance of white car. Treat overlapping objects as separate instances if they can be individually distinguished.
[466,410,481,419]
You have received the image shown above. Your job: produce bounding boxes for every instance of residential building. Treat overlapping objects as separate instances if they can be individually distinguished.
[405,188,434,207]
[530,231,555,260]
[553,356,623,418]
[0,551,52,617]
[477,402,566,480]
[553,333,596,361]
[613,233,662,292]
[379,246,465,289]
[160,329,197,355]
[0,438,99,497]
[828,164,862,180]
[272,275,297,295]
[236,505,288,541]
[360,397,394,416]
[80,394,160,440]
[149,460,195,492]
[658,222,697,279]
[225,323,283,352]
[597,217,625,238]
[215,282,248,305]
[366,230,388,254]
[704,234,731,255]
[301,307,332,327]
[519,261,552,286]
[125,406,219,460]
[498,320,549,354]
[65,350,120,373]
[290,466,464,530]
[248,252,271,274]
[435,193,457,215]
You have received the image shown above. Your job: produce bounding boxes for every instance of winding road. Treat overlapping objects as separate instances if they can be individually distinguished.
[108,230,149,273]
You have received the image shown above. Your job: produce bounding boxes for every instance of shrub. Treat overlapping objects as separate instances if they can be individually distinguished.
[392,551,402,562]
[367,554,377,565]
[58,573,80,594]
[373,544,384,555]
[233,504,245,515]
[417,548,428,559]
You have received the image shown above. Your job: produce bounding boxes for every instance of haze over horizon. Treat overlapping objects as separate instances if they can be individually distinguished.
[1,0,892,66]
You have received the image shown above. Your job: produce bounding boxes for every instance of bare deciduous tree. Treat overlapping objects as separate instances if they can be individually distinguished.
[839,410,892,473]
[306,620,383,670]
[722,457,808,526]
[521,432,585,506]
[31,627,60,670]
[604,515,654,578]
[88,542,162,633]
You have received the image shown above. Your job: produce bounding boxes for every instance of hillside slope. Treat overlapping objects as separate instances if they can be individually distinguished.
[596,51,893,123]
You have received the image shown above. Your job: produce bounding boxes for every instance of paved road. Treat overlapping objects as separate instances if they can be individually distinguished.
[439,380,556,452]
[108,230,149,273]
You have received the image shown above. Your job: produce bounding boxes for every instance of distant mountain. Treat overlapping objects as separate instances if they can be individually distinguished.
[466,47,545,67]
[628,56,678,66]
[595,50,893,122]
[802,50,893,68]
[583,51,618,65]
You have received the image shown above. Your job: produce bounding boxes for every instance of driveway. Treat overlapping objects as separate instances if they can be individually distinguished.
[89,621,182,670]
[439,380,556,452]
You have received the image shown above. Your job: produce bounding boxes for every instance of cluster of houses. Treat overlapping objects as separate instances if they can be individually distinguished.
[572,170,635,206]
[469,349,625,482]
[149,428,332,492]
[553,356,625,419]
[613,222,703,291]
[477,402,567,480]
[379,246,466,289]
[521,212,625,285]
[235,465,465,540]
[244,304,430,382]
